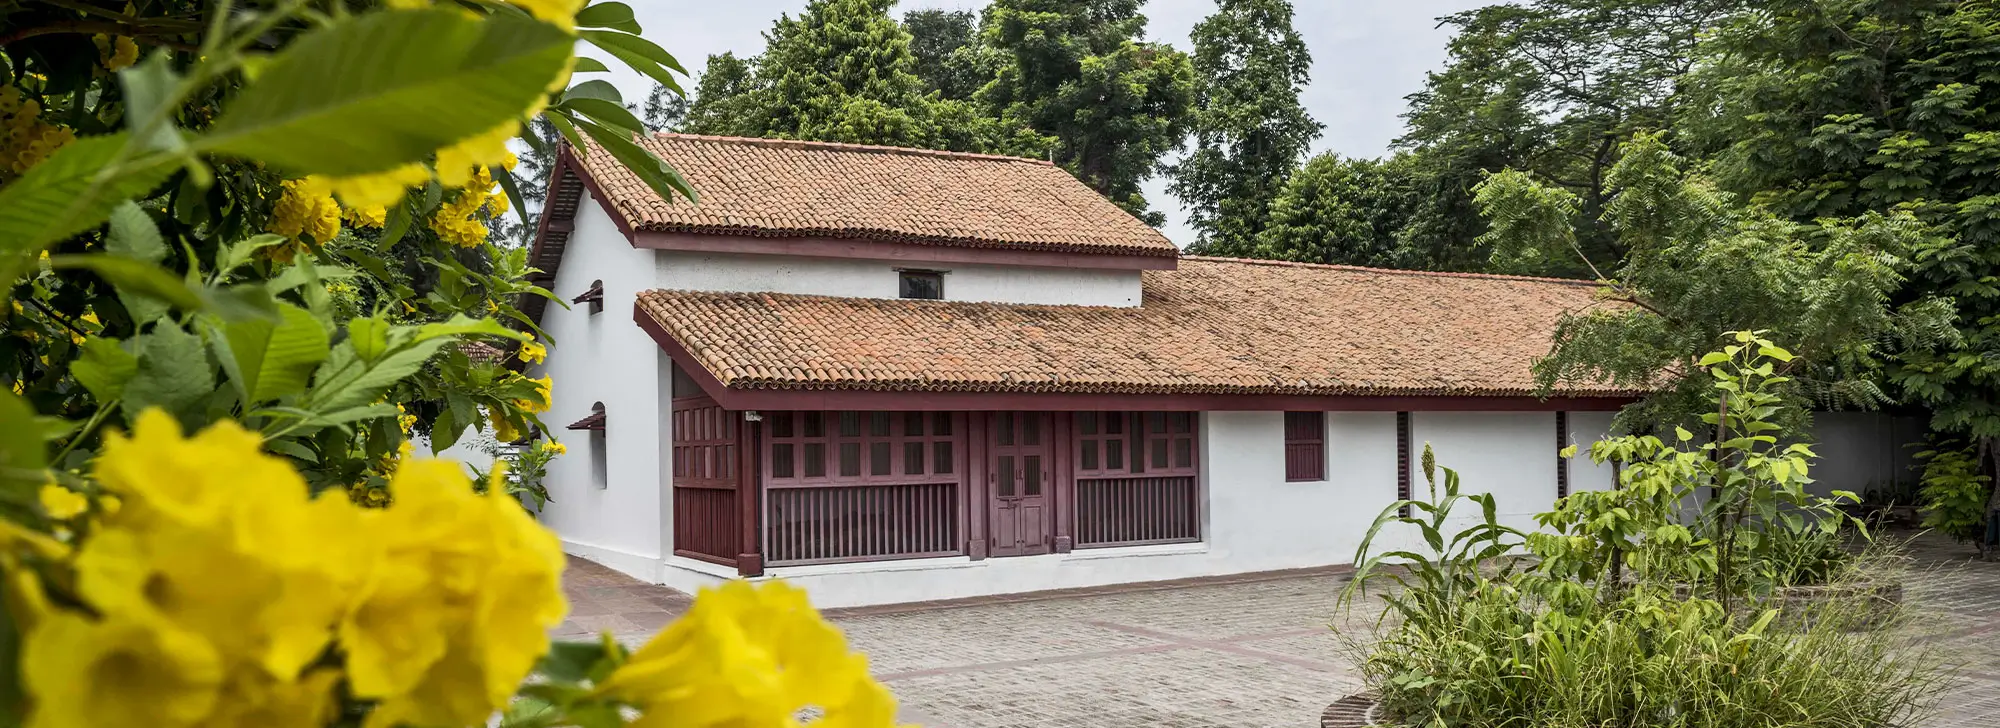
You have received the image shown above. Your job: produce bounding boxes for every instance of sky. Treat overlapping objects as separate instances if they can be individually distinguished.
[591,1,1490,246]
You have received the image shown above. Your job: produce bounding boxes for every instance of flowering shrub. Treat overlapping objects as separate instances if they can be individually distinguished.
[0,1,896,726]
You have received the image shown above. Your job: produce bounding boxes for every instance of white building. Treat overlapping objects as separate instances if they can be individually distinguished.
[522,134,1919,608]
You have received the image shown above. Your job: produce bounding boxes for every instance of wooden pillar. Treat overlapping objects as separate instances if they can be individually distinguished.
[736,414,764,576]
[1052,411,1074,553]
[966,412,988,560]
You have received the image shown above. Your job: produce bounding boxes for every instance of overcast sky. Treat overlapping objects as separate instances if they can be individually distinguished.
[595,1,1489,245]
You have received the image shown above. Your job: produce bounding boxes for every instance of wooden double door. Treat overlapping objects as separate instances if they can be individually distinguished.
[987,412,1053,557]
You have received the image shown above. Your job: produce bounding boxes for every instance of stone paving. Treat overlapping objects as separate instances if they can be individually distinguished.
[554,531,2000,727]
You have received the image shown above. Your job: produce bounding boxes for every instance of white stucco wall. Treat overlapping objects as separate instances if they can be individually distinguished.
[1410,412,1564,534]
[1565,411,1619,494]
[534,189,671,580]
[1803,412,1923,500]
[653,249,1144,307]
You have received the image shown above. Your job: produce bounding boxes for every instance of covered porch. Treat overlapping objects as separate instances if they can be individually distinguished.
[669,400,1203,575]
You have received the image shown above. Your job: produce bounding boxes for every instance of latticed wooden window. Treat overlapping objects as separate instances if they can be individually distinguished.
[1073,412,1196,477]
[1283,412,1325,482]
[765,411,958,485]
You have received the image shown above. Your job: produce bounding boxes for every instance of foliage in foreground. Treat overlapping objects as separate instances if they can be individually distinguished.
[0,1,906,726]
[1341,333,1946,727]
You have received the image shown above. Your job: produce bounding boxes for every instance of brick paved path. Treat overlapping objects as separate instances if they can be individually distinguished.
[555,532,2000,727]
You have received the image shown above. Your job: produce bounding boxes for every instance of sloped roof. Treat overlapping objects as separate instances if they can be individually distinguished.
[572,133,1179,258]
[635,257,1638,399]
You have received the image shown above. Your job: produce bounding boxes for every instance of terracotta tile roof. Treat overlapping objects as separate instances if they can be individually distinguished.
[572,133,1178,258]
[635,257,1640,399]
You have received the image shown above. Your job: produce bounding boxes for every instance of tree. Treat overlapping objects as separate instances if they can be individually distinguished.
[754,0,934,147]
[1251,153,1416,269]
[978,0,1194,226]
[1396,0,1743,274]
[1688,0,2000,541]
[904,8,987,101]
[681,52,760,136]
[1479,133,1949,431]
[1170,0,1320,256]
[642,82,687,132]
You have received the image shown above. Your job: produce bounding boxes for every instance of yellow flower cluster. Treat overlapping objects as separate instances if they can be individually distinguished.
[21,411,567,728]
[0,87,76,176]
[269,180,341,262]
[599,581,903,728]
[539,440,566,456]
[509,0,589,31]
[397,404,419,435]
[430,160,514,248]
[93,34,140,71]
[37,484,89,521]
[512,375,553,414]
[303,163,431,211]
[519,340,547,364]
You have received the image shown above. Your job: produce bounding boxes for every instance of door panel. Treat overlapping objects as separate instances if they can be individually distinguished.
[988,412,1053,557]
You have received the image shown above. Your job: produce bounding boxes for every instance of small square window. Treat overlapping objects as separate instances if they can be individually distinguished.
[899,270,944,300]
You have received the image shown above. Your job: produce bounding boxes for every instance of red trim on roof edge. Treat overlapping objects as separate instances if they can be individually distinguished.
[633,232,1178,271]
[560,146,639,241]
[632,304,1632,413]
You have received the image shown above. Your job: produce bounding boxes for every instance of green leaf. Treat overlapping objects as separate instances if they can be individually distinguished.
[572,56,610,73]
[47,254,204,312]
[265,438,320,463]
[580,30,686,94]
[124,325,215,426]
[216,234,289,280]
[1697,351,1731,366]
[201,9,575,176]
[223,303,332,403]
[561,97,647,136]
[414,315,528,344]
[106,201,168,263]
[0,391,47,481]
[307,403,400,427]
[492,163,532,226]
[574,117,695,203]
[307,339,454,412]
[563,79,623,104]
[575,2,643,33]
[0,133,180,255]
[73,338,140,401]
[202,284,282,323]
[349,316,391,363]
[265,263,357,296]
[118,51,188,154]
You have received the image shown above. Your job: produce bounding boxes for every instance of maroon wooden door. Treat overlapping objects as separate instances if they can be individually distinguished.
[987,412,1053,556]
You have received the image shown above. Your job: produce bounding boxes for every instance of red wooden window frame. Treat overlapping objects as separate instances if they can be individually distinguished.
[1555,411,1570,499]
[1395,412,1412,517]
[1072,412,1197,477]
[1284,411,1325,482]
[764,411,962,487]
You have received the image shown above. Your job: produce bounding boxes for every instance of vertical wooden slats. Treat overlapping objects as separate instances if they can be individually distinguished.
[765,482,961,565]
[1555,411,1570,500]
[672,400,739,565]
[1072,476,1199,548]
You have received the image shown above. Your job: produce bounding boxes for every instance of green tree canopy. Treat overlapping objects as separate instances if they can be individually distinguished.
[904,8,988,101]
[978,0,1194,226]
[1252,153,1416,269]
[680,52,759,136]
[1170,0,1320,256]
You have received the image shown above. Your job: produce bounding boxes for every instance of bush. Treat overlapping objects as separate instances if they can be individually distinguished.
[1341,333,1949,728]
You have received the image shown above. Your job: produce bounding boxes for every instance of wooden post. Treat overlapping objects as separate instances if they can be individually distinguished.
[736,413,764,576]
[1052,411,1074,553]
[967,412,988,560]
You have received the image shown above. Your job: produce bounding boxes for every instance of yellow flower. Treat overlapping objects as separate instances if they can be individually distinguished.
[507,0,587,31]
[599,581,900,728]
[25,612,225,728]
[429,190,491,248]
[94,34,139,71]
[491,417,521,443]
[304,163,430,210]
[436,122,519,188]
[38,484,88,520]
[519,341,546,364]
[345,203,388,228]
[540,440,566,456]
[342,460,566,728]
[271,180,341,244]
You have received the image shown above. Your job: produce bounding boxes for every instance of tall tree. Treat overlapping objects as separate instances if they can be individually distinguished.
[1252,153,1416,269]
[1396,0,1743,274]
[641,82,687,132]
[1689,0,2000,535]
[1170,0,1320,256]
[904,8,987,101]
[681,52,760,136]
[978,0,1194,226]
[754,0,934,146]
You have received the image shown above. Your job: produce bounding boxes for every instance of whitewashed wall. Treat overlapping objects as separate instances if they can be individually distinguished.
[1410,412,1564,534]
[534,189,671,581]
[1803,412,1924,500]
[653,250,1143,307]
[1565,411,1619,494]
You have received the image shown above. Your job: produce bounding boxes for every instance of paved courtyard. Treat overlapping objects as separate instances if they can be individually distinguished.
[555,532,2000,727]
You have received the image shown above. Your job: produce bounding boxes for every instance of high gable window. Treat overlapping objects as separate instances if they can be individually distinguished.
[898,270,944,300]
